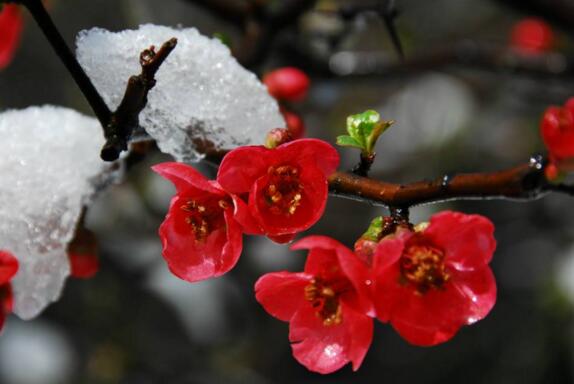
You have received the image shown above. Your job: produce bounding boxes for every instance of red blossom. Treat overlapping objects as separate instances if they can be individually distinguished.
[68,225,99,279]
[541,98,574,161]
[255,236,373,374]
[153,162,243,282]
[217,139,339,241]
[0,250,18,333]
[263,67,310,102]
[510,18,554,55]
[0,4,23,70]
[372,211,497,346]
[281,107,305,139]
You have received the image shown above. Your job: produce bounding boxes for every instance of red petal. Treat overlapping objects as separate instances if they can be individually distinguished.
[372,235,407,273]
[0,5,23,70]
[1,284,13,314]
[267,233,297,244]
[152,162,222,195]
[374,262,496,346]
[217,146,271,194]
[452,267,497,325]
[541,106,574,159]
[231,195,263,235]
[69,252,99,279]
[255,271,312,322]
[276,139,339,177]
[158,195,242,282]
[0,251,18,285]
[249,166,328,236]
[289,303,372,374]
[294,236,373,316]
[425,211,496,271]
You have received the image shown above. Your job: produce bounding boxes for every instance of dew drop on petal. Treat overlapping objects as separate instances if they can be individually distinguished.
[323,343,343,359]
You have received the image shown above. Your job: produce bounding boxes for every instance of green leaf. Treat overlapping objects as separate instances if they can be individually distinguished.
[346,110,381,147]
[362,216,384,241]
[336,135,363,149]
[365,120,393,154]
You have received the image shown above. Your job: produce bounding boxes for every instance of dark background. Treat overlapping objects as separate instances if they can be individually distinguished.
[1,0,574,383]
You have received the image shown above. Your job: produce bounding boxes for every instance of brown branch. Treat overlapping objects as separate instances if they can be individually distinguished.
[100,38,178,161]
[194,138,570,208]
[328,155,550,208]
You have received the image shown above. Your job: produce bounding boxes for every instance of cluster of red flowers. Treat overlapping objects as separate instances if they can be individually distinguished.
[154,154,498,372]
[0,251,18,333]
[153,138,339,282]
[256,211,497,373]
[541,97,574,179]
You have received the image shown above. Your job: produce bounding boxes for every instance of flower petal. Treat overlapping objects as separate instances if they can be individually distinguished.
[425,211,496,271]
[249,166,327,235]
[152,162,221,195]
[0,251,18,285]
[372,235,407,273]
[217,146,271,193]
[374,262,496,346]
[158,195,242,282]
[277,139,340,177]
[231,195,263,235]
[289,303,372,374]
[451,267,497,325]
[294,236,373,315]
[1,284,13,314]
[255,271,312,322]
[0,5,23,70]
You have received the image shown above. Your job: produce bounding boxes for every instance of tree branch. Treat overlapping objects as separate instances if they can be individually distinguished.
[101,38,178,161]
[329,155,551,208]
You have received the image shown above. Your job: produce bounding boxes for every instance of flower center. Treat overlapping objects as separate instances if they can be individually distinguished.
[400,244,450,295]
[180,197,230,242]
[304,277,349,326]
[264,165,303,216]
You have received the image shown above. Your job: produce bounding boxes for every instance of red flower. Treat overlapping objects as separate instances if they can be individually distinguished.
[153,162,243,282]
[67,226,99,279]
[541,98,574,160]
[510,18,554,55]
[255,236,373,374]
[0,250,18,333]
[217,139,339,241]
[372,211,497,346]
[281,107,305,139]
[263,67,310,102]
[0,4,23,70]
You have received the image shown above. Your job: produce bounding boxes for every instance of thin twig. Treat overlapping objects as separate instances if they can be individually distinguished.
[101,38,178,161]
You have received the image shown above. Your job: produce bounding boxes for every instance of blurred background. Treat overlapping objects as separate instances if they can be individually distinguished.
[1,0,574,382]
